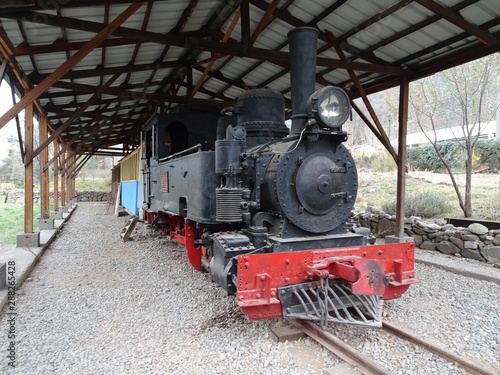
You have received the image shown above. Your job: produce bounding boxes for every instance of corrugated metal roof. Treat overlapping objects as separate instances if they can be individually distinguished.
[0,0,498,156]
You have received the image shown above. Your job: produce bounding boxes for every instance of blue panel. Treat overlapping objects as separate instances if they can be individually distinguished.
[121,181,139,215]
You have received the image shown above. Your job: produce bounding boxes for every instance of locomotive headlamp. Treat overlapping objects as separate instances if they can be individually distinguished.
[307,86,350,129]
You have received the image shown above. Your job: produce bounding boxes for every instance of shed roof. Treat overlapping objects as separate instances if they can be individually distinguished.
[0,0,499,157]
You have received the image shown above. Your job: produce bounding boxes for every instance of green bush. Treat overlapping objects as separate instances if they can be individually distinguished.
[407,142,462,172]
[475,138,500,172]
[407,138,500,172]
[382,191,452,218]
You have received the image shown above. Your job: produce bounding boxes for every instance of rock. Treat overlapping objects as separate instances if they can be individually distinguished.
[377,218,396,236]
[436,241,460,255]
[412,227,427,236]
[493,234,500,246]
[468,223,488,235]
[461,248,485,262]
[464,241,478,250]
[412,234,423,247]
[441,224,455,231]
[416,221,441,232]
[461,234,479,241]
[261,343,271,354]
[420,241,436,251]
[481,245,500,263]
[449,236,464,250]
[353,226,371,236]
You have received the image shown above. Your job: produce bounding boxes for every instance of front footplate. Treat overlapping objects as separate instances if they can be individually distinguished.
[236,242,419,323]
[279,281,384,328]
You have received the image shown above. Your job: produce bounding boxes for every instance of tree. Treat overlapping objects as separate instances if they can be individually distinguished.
[409,54,500,217]
[0,148,25,186]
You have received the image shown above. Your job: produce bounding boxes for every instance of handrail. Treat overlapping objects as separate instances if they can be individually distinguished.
[158,143,202,162]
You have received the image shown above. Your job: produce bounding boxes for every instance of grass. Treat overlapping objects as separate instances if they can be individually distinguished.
[0,178,109,245]
[356,171,500,220]
[0,200,49,244]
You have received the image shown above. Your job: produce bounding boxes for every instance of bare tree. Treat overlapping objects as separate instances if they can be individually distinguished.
[409,54,500,217]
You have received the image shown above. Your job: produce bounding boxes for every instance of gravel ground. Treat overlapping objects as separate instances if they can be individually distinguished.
[0,203,339,374]
[1,202,499,374]
[328,262,500,374]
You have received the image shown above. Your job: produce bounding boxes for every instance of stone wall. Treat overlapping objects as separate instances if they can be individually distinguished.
[351,209,500,264]
[76,191,112,202]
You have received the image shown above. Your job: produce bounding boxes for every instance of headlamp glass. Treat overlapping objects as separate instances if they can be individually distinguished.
[309,87,350,129]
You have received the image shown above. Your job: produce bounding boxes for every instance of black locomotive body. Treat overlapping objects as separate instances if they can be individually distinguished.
[141,28,417,327]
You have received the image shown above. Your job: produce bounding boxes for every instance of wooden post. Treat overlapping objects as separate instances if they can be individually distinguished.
[41,115,50,218]
[53,139,59,212]
[69,153,75,200]
[61,149,66,207]
[395,72,409,238]
[24,101,34,233]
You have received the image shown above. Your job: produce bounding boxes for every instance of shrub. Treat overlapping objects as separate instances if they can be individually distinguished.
[354,152,395,173]
[382,191,452,218]
[407,138,500,172]
[407,142,462,172]
[475,138,500,172]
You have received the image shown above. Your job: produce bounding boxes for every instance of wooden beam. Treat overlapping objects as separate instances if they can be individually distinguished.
[0,27,46,116]
[415,0,498,46]
[325,30,397,161]
[47,79,233,106]
[44,120,112,171]
[25,73,122,166]
[28,59,180,83]
[249,0,281,45]
[351,101,386,146]
[71,153,94,179]
[24,101,33,233]
[0,58,7,83]
[192,10,241,96]
[1,10,400,75]
[396,72,409,237]
[41,115,50,219]
[14,37,137,56]
[0,2,145,130]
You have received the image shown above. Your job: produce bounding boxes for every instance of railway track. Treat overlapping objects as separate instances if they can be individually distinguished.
[288,319,496,375]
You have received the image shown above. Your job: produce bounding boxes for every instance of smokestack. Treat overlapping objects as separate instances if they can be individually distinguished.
[288,27,319,134]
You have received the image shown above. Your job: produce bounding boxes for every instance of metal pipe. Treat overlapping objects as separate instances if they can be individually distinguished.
[288,27,319,134]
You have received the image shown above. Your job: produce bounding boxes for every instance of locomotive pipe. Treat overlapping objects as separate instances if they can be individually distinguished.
[288,27,319,134]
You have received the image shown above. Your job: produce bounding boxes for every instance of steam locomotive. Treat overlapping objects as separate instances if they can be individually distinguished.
[141,28,418,328]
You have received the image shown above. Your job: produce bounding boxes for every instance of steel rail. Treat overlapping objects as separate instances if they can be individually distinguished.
[288,319,392,375]
[382,321,495,375]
